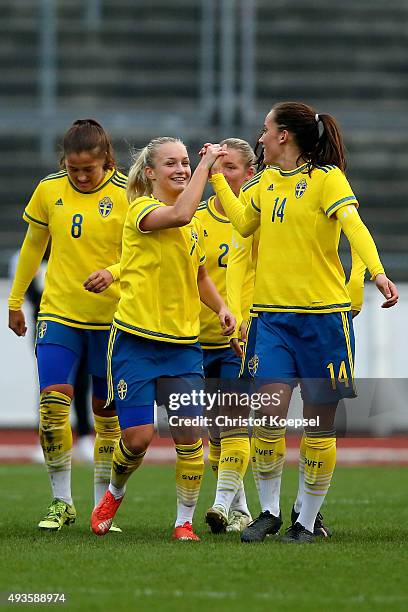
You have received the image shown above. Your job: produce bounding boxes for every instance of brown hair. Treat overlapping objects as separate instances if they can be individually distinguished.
[126,137,185,202]
[59,119,115,170]
[271,102,346,172]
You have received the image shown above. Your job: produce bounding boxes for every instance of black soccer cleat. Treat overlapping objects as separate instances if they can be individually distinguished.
[291,506,332,538]
[241,510,282,543]
[280,521,315,544]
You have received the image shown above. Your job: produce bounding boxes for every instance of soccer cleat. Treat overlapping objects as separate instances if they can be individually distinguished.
[291,506,332,538]
[108,522,122,533]
[91,490,124,536]
[280,521,315,544]
[205,506,228,534]
[172,522,200,541]
[38,499,76,531]
[241,510,282,543]
[226,510,253,533]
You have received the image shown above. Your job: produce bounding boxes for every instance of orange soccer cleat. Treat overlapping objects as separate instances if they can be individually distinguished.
[91,490,124,536]
[172,522,200,541]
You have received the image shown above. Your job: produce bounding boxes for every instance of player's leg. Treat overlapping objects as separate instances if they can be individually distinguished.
[163,342,205,540]
[241,313,296,543]
[88,329,121,511]
[206,349,251,533]
[91,329,155,535]
[281,311,355,543]
[35,321,82,530]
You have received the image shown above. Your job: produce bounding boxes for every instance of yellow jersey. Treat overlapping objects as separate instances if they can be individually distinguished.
[23,168,128,329]
[211,164,360,314]
[113,196,206,344]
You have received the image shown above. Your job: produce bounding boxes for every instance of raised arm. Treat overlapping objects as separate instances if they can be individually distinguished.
[140,145,227,232]
[210,173,260,237]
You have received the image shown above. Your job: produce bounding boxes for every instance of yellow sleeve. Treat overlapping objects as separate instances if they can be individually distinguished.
[132,197,163,233]
[23,181,49,227]
[321,167,358,217]
[346,247,366,311]
[106,263,120,281]
[210,173,260,237]
[335,205,384,278]
[226,230,252,338]
[8,225,50,310]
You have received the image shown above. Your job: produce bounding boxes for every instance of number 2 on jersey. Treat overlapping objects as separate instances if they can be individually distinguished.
[272,197,286,223]
[218,243,229,268]
[71,214,83,238]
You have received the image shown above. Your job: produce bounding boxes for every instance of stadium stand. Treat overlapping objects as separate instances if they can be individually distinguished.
[0,0,407,276]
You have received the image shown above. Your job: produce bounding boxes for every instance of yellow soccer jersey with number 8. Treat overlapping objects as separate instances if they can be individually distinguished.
[23,169,128,329]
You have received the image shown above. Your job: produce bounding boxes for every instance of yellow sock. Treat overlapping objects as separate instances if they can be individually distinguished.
[253,425,286,516]
[298,432,336,532]
[39,391,73,505]
[213,434,250,514]
[293,433,306,513]
[110,439,145,497]
[175,439,204,526]
[250,436,260,496]
[93,414,121,505]
[208,436,221,478]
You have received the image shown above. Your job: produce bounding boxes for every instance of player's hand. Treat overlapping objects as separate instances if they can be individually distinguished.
[230,337,243,358]
[198,143,227,171]
[218,306,236,336]
[9,309,27,337]
[83,269,114,293]
[375,273,398,308]
[351,310,360,318]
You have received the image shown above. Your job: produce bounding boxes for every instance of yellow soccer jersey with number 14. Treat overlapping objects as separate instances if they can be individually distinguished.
[196,196,254,348]
[113,195,206,344]
[212,164,359,313]
[23,168,128,329]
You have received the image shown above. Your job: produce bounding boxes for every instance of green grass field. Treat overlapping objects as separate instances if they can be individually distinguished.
[1,464,408,611]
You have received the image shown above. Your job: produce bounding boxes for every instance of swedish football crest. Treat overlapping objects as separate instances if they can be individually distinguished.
[248,354,259,377]
[117,379,128,400]
[37,321,47,339]
[98,196,113,217]
[295,178,307,199]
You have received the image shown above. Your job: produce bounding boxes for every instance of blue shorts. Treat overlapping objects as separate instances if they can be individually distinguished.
[254,311,356,404]
[107,328,204,429]
[203,347,241,379]
[35,320,109,398]
[239,315,258,379]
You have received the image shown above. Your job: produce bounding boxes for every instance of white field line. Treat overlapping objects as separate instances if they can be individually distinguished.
[1,445,408,464]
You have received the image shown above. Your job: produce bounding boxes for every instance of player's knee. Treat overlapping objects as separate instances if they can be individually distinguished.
[39,389,72,430]
[41,384,74,398]
[121,428,153,456]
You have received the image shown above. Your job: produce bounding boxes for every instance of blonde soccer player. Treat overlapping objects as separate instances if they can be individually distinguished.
[90,137,235,541]
[195,138,255,534]
[8,119,128,531]
[203,101,398,543]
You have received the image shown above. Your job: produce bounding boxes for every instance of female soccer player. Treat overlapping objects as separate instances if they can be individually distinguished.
[91,137,235,541]
[205,101,398,543]
[196,138,255,533]
[8,119,128,531]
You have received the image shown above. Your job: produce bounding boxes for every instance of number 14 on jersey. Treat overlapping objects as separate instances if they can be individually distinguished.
[271,197,286,223]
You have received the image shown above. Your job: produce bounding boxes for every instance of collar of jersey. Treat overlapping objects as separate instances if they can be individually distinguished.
[67,168,116,194]
[207,195,230,223]
[268,162,309,177]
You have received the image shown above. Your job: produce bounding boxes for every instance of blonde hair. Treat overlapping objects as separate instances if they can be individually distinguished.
[219,138,255,169]
[127,136,185,202]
